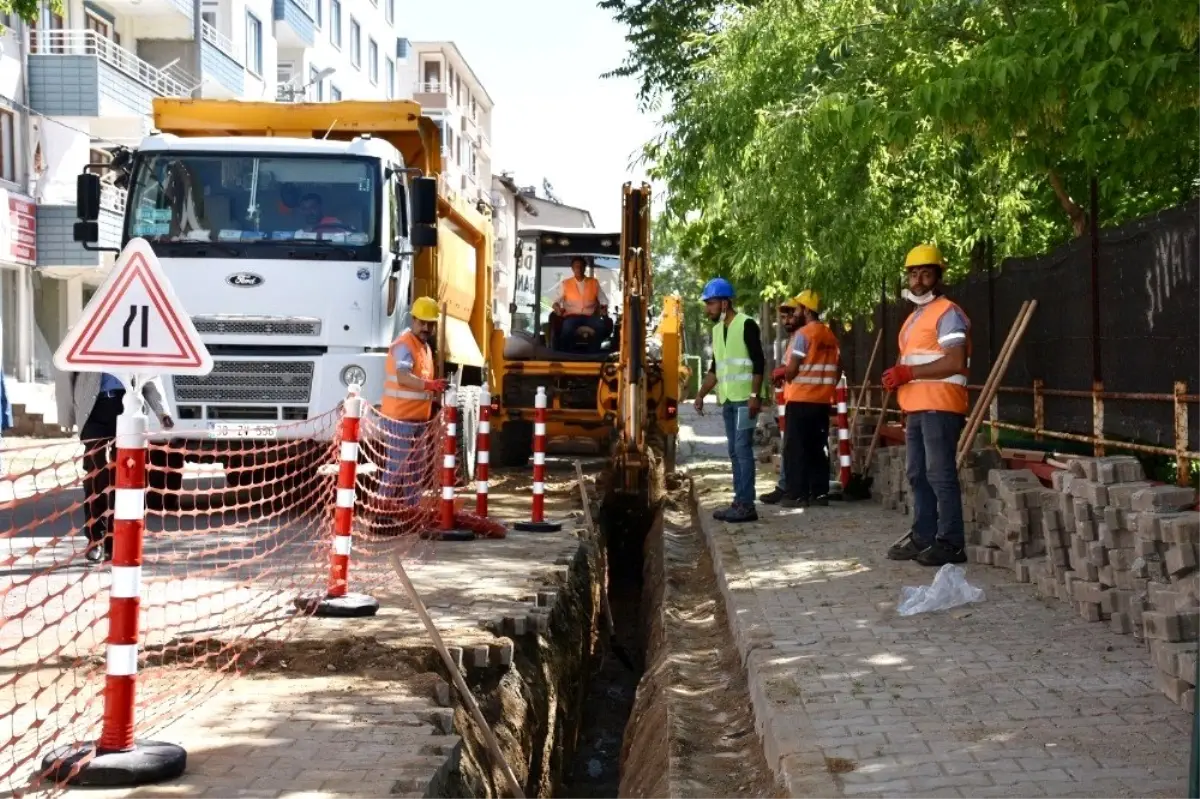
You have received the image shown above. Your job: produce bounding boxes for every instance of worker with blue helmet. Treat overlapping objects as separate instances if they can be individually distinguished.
[693,277,767,523]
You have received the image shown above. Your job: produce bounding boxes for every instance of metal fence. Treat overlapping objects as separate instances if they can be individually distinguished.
[838,200,1200,465]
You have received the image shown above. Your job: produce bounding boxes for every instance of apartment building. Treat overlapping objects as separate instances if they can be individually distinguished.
[397,41,493,207]
[0,1,491,386]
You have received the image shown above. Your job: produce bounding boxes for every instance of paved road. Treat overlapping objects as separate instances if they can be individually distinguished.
[678,404,1191,798]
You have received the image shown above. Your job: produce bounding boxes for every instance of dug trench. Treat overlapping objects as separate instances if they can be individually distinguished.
[443,466,782,798]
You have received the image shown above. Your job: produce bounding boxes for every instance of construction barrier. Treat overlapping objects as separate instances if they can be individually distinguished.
[513,386,562,533]
[476,387,491,518]
[0,386,467,795]
[835,375,852,490]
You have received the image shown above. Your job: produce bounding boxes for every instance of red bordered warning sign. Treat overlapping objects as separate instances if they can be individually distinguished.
[53,237,213,376]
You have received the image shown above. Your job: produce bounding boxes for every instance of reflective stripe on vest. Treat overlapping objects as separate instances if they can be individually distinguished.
[562,278,600,316]
[382,329,435,421]
[785,322,840,404]
[896,296,971,415]
[713,313,756,403]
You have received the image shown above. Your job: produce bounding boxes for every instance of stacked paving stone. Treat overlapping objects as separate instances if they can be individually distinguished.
[962,465,1050,575]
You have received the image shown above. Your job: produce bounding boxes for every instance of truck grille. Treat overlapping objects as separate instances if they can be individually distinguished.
[191,315,322,336]
[173,360,314,404]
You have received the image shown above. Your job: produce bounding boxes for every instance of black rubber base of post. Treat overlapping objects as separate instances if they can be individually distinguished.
[513,519,563,533]
[41,740,186,787]
[419,529,477,542]
[293,592,380,617]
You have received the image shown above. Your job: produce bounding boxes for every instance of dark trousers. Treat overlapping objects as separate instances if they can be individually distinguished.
[80,391,124,546]
[906,411,967,548]
[783,401,830,500]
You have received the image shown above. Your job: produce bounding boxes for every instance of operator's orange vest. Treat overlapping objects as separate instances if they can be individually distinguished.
[897,296,971,415]
[784,321,840,404]
[382,330,435,421]
[562,278,600,316]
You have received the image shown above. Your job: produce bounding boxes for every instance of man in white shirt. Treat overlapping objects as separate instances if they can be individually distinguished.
[552,257,609,353]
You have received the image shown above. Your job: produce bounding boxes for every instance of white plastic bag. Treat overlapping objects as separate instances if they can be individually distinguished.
[896,564,984,616]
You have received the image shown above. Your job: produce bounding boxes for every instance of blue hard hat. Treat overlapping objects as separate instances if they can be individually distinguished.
[700,277,734,302]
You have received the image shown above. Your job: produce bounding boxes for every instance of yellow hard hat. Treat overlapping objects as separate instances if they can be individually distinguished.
[794,290,820,313]
[778,295,798,309]
[904,244,945,270]
[411,296,440,322]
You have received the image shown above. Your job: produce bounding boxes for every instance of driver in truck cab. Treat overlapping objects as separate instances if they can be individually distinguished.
[379,296,447,501]
[297,192,345,232]
[552,257,608,353]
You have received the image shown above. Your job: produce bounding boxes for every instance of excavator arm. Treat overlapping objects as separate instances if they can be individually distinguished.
[613,182,654,495]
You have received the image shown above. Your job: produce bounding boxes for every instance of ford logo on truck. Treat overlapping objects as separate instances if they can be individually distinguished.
[226,272,264,287]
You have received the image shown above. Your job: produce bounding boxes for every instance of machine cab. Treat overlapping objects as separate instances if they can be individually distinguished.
[505,226,622,362]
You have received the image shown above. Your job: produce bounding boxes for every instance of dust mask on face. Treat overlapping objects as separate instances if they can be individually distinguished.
[903,289,936,306]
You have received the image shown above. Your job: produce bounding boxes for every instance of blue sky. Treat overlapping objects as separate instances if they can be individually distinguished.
[401,0,660,230]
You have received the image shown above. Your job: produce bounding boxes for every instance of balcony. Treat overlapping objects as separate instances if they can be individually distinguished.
[97,0,192,26]
[412,81,450,111]
[36,186,125,272]
[135,22,244,98]
[27,30,190,118]
[273,0,316,48]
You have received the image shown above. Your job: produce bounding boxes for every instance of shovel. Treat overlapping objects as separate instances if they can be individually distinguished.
[842,390,892,501]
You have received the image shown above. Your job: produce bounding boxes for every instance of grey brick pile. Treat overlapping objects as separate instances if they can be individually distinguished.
[869,444,1199,711]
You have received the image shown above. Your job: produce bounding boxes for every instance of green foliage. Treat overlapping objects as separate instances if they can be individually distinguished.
[611,0,1200,315]
[1,0,53,25]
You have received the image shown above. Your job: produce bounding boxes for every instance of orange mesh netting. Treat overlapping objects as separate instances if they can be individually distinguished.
[0,394,502,796]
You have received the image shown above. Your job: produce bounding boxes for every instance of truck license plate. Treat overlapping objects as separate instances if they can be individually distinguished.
[208,423,279,440]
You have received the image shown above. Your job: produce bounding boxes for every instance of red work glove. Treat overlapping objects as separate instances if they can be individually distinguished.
[881,365,914,391]
[422,378,448,394]
[771,366,787,384]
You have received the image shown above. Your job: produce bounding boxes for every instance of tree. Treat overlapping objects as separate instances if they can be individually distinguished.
[2,0,52,25]
[615,0,1200,314]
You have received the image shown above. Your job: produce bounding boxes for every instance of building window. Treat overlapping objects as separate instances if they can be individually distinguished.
[384,0,393,24]
[349,18,361,68]
[245,12,263,76]
[309,65,325,101]
[314,0,322,28]
[385,57,395,99]
[201,1,217,29]
[368,39,378,84]
[329,0,341,48]
[0,110,14,183]
[331,85,342,101]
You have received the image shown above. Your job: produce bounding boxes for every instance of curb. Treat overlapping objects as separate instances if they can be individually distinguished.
[689,473,843,798]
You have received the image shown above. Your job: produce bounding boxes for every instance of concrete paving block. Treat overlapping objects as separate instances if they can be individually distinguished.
[1165,544,1198,578]
[1132,485,1197,513]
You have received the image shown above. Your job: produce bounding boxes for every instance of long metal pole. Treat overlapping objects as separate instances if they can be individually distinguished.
[1089,176,1101,383]
[192,0,203,96]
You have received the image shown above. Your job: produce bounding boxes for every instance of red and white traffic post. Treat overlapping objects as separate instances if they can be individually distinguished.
[296,385,380,616]
[515,386,562,533]
[43,387,187,786]
[475,387,491,517]
[426,387,475,542]
[835,374,852,490]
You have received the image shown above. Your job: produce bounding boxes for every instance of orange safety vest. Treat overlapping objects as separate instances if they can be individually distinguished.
[897,296,971,415]
[784,321,840,404]
[381,329,435,421]
[561,277,601,316]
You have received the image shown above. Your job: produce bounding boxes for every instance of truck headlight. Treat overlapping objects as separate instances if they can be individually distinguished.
[341,365,367,388]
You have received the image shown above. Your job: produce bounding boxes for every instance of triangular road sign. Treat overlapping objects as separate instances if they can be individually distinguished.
[53,237,213,376]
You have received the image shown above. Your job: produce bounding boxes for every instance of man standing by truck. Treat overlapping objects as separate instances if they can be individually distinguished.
[692,278,765,523]
[883,244,972,567]
[379,296,447,502]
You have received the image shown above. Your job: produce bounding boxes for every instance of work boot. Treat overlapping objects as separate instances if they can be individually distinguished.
[712,505,736,521]
[886,532,925,561]
[779,495,808,509]
[809,494,830,507]
[759,488,785,505]
[915,540,968,567]
[724,503,759,523]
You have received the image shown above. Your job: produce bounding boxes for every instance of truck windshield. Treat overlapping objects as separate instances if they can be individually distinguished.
[124,152,379,257]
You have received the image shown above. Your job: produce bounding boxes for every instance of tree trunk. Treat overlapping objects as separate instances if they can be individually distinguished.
[1049,170,1088,237]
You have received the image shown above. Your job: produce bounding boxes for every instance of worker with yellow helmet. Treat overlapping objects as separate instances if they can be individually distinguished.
[883,244,973,566]
[769,289,841,507]
[761,295,802,505]
[379,296,447,499]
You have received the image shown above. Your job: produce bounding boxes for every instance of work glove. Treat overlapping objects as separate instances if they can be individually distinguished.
[881,365,914,391]
[771,366,787,384]
[422,378,449,394]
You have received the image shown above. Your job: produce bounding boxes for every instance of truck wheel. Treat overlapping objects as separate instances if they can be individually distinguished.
[455,386,481,485]
[494,419,533,468]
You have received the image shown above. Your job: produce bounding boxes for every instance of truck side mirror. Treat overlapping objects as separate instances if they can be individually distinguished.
[411,177,437,226]
[412,224,438,248]
[76,173,101,222]
[396,181,410,241]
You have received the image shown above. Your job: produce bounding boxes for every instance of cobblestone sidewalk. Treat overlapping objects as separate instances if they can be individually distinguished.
[681,405,1192,799]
